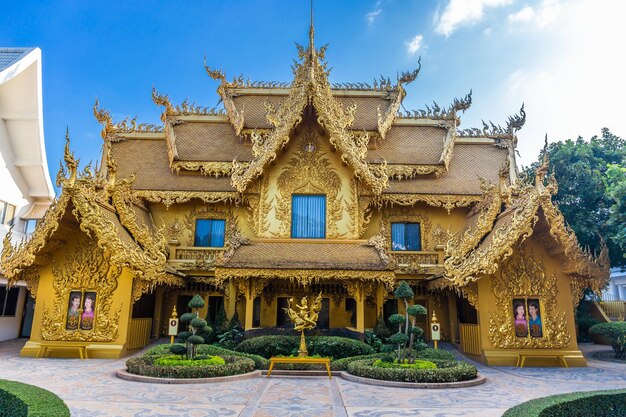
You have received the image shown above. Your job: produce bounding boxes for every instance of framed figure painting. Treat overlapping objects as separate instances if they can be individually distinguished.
[512,298,528,337]
[80,292,96,331]
[66,291,82,330]
[527,298,543,338]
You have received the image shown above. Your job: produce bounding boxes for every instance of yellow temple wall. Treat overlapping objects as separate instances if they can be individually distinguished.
[476,236,584,367]
[21,233,135,359]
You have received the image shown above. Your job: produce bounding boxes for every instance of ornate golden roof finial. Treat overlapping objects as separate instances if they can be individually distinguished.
[63,127,78,186]
[93,97,115,140]
[307,0,316,82]
[104,140,117,187]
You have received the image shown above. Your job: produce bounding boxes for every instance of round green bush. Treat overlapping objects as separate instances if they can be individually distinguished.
[187,335,205,345]
[154,355,225,367]
[502,388,626,417]
[190,317,207,329]
[126,354,254,378]
[346,358,477,383]
[176,331,192,341]
[169,344,187,356]
[388,331,409,345]
[144,343,270,370]
[589,322,626,360]
[179,313,196,324]
[0,379,70,417]
[235,335,375,359]
[372,359,436,369]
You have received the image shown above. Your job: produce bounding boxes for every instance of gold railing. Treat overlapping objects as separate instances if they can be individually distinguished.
[127,318,152,350]
[168,246,225,270]
[460,323,481,355]
[391,251,443,273]
[599,301,626,319]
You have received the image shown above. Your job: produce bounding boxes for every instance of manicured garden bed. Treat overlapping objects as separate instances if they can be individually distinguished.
[346,358,477,383]
[502,388,626,417]
[126,354,254,379]
[0,379,70,417]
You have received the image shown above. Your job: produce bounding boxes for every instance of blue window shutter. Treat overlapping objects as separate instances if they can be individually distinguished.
[391,222,421,251]
[210,219,226,247]
[292,195,325,238]
[194,219,211,246]
[391,223,405,250]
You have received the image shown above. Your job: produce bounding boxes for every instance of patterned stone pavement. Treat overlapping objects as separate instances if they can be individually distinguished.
[0,339,625,417]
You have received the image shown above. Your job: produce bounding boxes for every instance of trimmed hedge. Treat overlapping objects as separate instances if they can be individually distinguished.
[144,343,269,369]
[235,335,375,359]
[154,355,225,367]
[589,322,626,360]
[373,359,436,369]
[502,389,626,417]
[417,348,457,361]
[346,358,477,383]
[331,353,384,371]
[126,354,254,378]
[0,379,70,417]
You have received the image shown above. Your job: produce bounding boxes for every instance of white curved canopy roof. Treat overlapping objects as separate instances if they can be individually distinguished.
[0,47,54,202]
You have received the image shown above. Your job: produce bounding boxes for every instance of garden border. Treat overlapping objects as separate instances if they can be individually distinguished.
[115,369,261,384]
[339,371,486,388]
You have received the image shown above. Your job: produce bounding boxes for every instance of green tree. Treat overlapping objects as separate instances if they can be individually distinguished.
[171,294,212,359]
[605,164,626,259]
[525,128,625,267]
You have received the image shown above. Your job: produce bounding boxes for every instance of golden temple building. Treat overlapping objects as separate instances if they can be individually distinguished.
[0,22,609,366]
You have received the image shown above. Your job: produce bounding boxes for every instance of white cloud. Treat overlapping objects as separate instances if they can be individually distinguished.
[478,0,626,165]
[507,5,535,22]
[365,8,382,24]
[406,35,424,55]
[365,1,385,25]
[436,0,513,37]
[507,1,562,29]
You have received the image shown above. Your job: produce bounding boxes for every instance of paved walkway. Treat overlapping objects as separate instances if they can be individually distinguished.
[1,340,625,417]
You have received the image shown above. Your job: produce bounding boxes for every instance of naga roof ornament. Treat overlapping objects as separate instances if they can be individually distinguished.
[443,147,609,289]
[93,98,163,142]
[377,58,422,140]
[224,13,389,195]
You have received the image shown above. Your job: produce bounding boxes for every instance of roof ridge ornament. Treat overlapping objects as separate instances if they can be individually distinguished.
[377,57,421,139]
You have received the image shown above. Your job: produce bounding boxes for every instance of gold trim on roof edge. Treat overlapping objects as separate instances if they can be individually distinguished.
[226,42,389,195]
[94,98,163,141]
[379,194,481,214]
[171,161,250,178]
[376,59,421,140]
[214,267,395,288]
[132,191,243,209]
[203,62,245,135]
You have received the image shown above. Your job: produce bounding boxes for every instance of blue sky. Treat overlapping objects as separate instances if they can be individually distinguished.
[2,0,625,194]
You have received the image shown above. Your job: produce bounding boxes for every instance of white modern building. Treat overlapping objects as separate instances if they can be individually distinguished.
[0,47,55,341]
[603,267,626,301]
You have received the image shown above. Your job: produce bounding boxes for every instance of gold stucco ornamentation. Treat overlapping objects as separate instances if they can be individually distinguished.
[94,98,163,141]
[214,267,395,288]
[377,60,421,140]
[151,88,227,121]
[133,191,242,208]
[203,63,245,135]
[171,161,249,178]
[366,223,393,267]
[41,244,122,342]
[274,130,344,238]
[384,164,445,180]
[488,245,571,349]
[432,224,454,247]
[228,38,388,195]
[380,194,480,214]
[342,281,378,302]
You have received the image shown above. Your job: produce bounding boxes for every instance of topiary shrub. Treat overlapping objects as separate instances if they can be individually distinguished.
[502,388,626,417]
[0,379,70,417]
[234,335,375,359]
[382,281,428,363]
[346,358,477,383]
[126,354,254,378]
[589,322,626,360]
[171,294,212,360]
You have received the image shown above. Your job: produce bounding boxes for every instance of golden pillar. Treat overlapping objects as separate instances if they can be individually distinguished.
[226,279,237,319]
[375,283,385,317]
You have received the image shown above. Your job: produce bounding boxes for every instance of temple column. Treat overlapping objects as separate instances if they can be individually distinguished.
[375,284,385,318]
[226,279,237,319]
[152,287,164,338]
[447,293,459,343]
[356,295,365,333]
[244,294,254,330]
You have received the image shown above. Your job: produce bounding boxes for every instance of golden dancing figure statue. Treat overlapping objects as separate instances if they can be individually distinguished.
[285,293,323,357]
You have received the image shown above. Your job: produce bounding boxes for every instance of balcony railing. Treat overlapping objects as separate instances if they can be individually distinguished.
[168,246,225,271]
[391,251,443,274]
